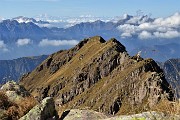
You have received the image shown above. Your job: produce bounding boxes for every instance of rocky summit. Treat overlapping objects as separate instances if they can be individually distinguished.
[20,36,174,117]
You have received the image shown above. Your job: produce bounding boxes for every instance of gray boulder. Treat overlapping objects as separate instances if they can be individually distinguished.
[61,109,107,120]
[1,81,30,103]
[1,81,30,97]
[61,109,180,120]
[20,97,58,120]
[5,91,24,103]
[103,111,180,120]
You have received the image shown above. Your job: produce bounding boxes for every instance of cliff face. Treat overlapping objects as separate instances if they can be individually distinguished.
[20,36,174,115]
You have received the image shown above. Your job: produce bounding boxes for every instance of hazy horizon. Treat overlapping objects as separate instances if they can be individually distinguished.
[0,0,179,18]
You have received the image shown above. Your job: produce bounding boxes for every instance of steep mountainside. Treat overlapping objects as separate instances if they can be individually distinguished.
[158,59,180,97]
[20,36,174,116]
[0,55,48,84]
[0,20,49,42]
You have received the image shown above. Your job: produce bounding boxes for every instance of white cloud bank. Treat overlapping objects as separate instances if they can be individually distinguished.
[0,41,8,52]
[39,39,79,47]
[16,39,31,46]
[117,12,180,39]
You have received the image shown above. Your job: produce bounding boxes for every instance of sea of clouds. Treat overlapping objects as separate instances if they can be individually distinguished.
[117,12,180,40]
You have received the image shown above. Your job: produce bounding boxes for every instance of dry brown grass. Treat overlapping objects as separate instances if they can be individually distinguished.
[0,91,37,120]
[6,96,37,120]
[18,97,37,115]
[0,91,14,110]
[152,99,180,115]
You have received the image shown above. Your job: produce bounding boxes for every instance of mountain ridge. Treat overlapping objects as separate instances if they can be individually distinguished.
[20,36,174,116]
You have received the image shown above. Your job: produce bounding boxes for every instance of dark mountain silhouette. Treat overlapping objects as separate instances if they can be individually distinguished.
[158,58,180,97]
[0,55,48,84]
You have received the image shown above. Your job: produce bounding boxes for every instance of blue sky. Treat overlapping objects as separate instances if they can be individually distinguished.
[0,0,179,18]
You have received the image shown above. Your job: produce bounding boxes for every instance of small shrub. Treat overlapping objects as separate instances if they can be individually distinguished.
[6,106,19,120]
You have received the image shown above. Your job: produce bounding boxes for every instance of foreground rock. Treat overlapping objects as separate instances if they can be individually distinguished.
[61,109,107,120]
[20,97,58,120]
[60,109,180,120]
[1,81,30,95]
[0,81,37,120]
[1,81,30,103]
[104,111,180,120]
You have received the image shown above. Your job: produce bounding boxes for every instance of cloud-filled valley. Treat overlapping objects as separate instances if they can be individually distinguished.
[0,40,8,52]
[16,39,32,46]
[117,12,180,40]
[39,39,79,46]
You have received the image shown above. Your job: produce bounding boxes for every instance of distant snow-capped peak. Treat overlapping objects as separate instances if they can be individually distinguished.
[11,16,50,27]
[12,16,49,24]
[12,16,36,23]
[0,17,5,22]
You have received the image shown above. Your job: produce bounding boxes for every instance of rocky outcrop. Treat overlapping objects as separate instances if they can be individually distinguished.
[20,97,58,120]
[62,58,174,115]
[1,81,29,95]
[1,81,30,102]
[20,36,174,116]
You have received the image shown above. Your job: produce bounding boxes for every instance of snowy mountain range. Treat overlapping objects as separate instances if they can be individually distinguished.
[34,14,115,28]
[12,13,154,28]
[0,13,179,61]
